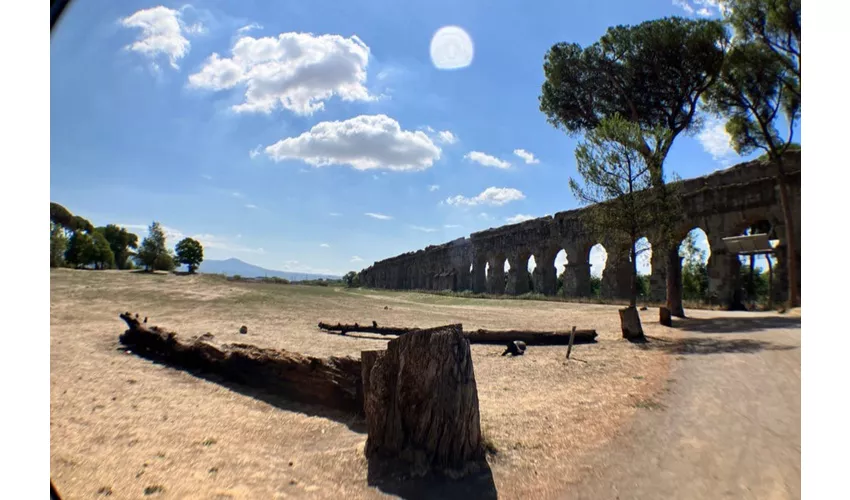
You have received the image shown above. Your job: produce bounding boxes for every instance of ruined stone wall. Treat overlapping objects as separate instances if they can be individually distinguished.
[358,152,801,306]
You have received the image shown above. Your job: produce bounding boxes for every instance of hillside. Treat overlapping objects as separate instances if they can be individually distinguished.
[198,258,340,281]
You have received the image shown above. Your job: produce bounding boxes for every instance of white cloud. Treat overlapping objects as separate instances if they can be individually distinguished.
[410,225,436,232]
[506,214,535,224]
[672,0,727,17]
[350,256,364,263]
[232,191,243,198]
[365,212,392,220]
[513,149,539,164]
[236,23,262,34]
[329,212,341,216]
[201,174,212,180]
[672,0,695,14]
[444,224,462,229]
[249,145,262,159]
[698,117,736,160]
[320,243,330,248]
[120,6,200,70]
[437,130,457,144]
[428,184,440,192]
[188,32,373,115]
[264,114,441,171]
[464,151,510,169]
[245,204,258,209]
[445,187,525,207]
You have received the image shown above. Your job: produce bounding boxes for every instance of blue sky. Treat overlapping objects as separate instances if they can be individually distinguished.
[50,0,789,277]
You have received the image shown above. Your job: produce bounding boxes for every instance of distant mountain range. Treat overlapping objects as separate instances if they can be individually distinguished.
[198,258,341,281]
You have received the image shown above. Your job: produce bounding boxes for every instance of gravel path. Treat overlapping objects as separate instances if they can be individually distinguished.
[565,313,801,500]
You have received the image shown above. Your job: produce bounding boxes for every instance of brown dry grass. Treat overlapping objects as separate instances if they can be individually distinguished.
[51,269,674,499]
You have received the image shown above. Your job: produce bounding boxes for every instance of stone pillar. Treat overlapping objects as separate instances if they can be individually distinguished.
[487,257,505,295]
[667,252,685,317]
[534,251,557,296]
[472,258,487,293]
[772,245,789,305]
[707,246,741,308]
[649,249,668,302]
[562,263,591,297]
[505,254,530,295]
[601,251,630,299]
[454,256,472,291]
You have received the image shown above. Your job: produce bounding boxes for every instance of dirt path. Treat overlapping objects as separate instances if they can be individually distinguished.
[565,313,801,500]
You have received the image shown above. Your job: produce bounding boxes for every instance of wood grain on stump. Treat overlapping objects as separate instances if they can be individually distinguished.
[362,324,484,477]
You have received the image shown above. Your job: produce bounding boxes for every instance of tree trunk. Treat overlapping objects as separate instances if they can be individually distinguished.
[619,306,644,340]
[776,172,799,307]
[362,324,485,477]
[666,248,685,318]
[630,238,638,308]
[318,322,597,345]
[118,313,364,414]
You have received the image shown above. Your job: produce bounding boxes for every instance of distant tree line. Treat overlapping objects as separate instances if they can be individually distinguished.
[50,202,204,273]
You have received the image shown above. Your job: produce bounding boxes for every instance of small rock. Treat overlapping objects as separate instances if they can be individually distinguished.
[239,325,248,334]
[384,306,388,310]
[289,461,294,467]
[289,479,297,486]
[640,306,648,311]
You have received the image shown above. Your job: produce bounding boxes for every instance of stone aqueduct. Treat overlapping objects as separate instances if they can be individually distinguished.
[358,152,801,307]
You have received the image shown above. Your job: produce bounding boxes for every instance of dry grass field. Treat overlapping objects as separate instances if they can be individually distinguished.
[50,269,678,499]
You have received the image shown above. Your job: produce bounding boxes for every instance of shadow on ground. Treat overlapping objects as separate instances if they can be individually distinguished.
[672,315,801,334]
[115,346,367,433]
[629,335,798,356]
[367,457,498,500]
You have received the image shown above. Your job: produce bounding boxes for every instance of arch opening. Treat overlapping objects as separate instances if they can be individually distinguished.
[736,220,777,309]
[634,237,652,299]
[588,243,607,298]
[527,254,537,292]
[679,228,711,302]
[554,249,569,295]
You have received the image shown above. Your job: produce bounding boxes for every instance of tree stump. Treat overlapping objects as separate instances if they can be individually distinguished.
[362,324,484,477]
[619,306,645,340]
[659,306,672,327]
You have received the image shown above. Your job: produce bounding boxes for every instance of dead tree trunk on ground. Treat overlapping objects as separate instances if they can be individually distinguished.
[119,313,364,414]
[362,324,485,477]
[319,322,597,345]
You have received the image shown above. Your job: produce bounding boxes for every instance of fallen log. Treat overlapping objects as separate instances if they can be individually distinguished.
[318,321,597,345]
[317,321,418,336]
[465,328,597,345]
[119,313,364,414]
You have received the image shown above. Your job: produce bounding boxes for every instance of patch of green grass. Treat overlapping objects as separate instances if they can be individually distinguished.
[202,438,217,447]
